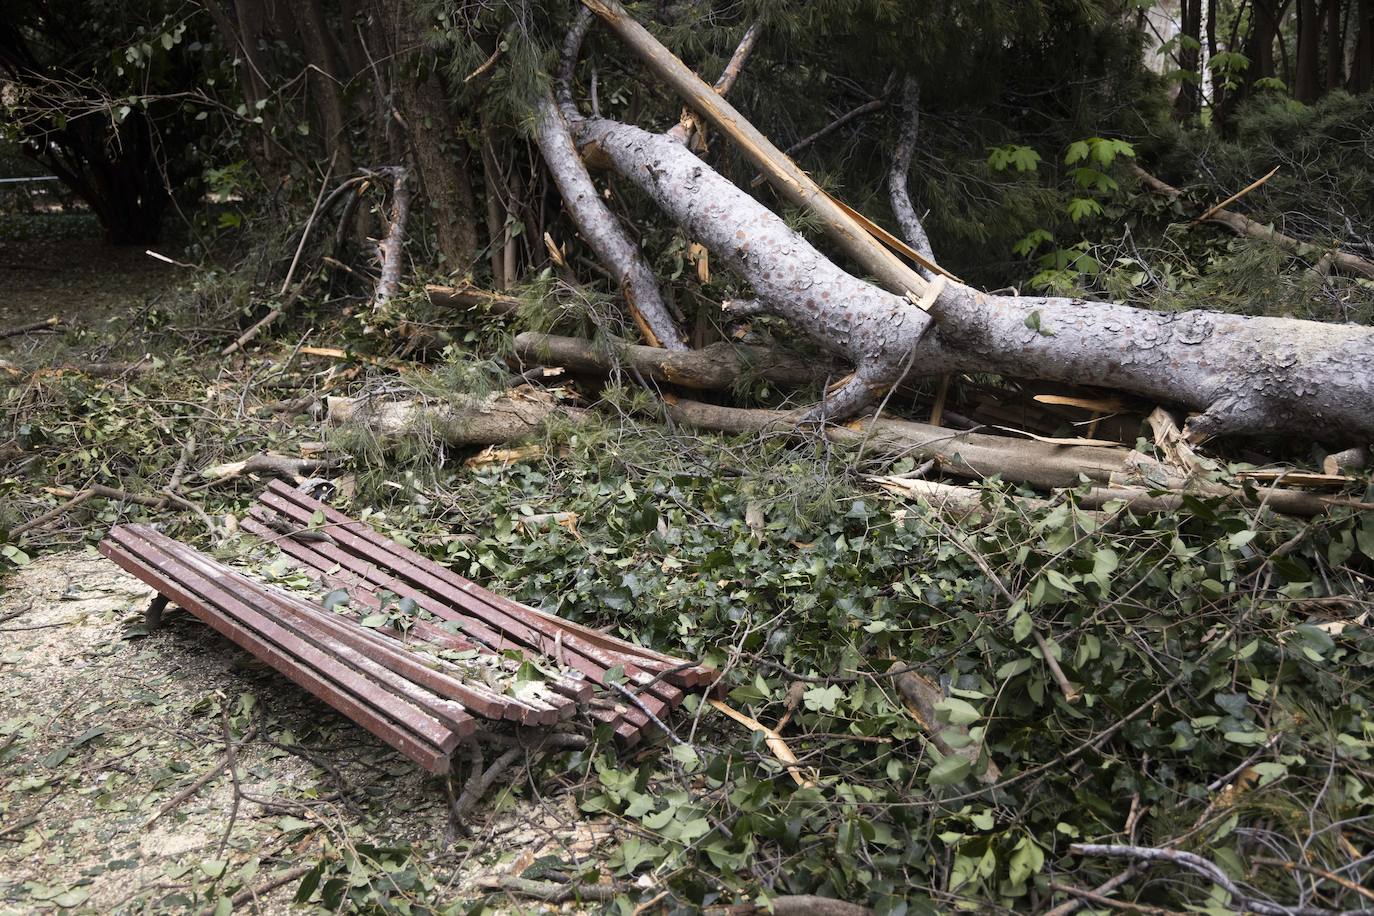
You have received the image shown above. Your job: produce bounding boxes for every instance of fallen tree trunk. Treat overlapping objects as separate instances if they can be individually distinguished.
[663,399,1343,516]
[557,5,1374,444]
[513,331,830,390]
[326,388,587,446]
[331,388,1346,516]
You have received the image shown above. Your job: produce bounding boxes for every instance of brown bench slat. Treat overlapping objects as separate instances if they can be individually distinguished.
[218,542,568,726]
[266,480,715,687]
[100,535,456,773]
[244,506,643,713]
[158,551,502,730]
[240,516,640,742]
[256,488,683,714]
[239,517,589,726]
[106,526,465,766]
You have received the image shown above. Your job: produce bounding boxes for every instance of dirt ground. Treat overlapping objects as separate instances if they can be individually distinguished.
[0,550,617,914]
[0,240,180,333]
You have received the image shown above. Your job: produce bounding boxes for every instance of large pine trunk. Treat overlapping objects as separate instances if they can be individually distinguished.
[547,0,1374,444]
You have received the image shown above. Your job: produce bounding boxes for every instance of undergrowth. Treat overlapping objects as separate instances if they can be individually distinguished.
[310,408,1374,913]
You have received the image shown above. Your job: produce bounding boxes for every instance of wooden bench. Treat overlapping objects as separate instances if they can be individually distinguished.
[98,484,717,773]
[240,480,717,744]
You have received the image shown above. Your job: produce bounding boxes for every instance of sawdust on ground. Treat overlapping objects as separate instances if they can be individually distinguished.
[0,550,618,914]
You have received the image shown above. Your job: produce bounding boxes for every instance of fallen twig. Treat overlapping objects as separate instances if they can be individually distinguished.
[144,726,258,829]
[0,316,61,339]
[1193,165,1280,225]
[197,864,315,916]
[199,452,340,485]
[11,488,96,537]
[222,157,337,356]
[449,743,522,830]
[709,698,817,788]
[1251,857,1374,906]
[475,875,623,902]
[1047,882,1184,915]
[1042,864,1149,916]
[1068,843,1348,916]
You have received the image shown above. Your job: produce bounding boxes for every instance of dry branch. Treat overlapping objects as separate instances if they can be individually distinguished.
[891,665,1002,784]
[513,331,829,390]
[0,316,62,339]
[326,387,588,447]
[709,698,816,787]
[222,162,339,357]
[1068,844,1350,916]
[667,21,761,149]
[372,166,411,309]
[426,284,521,315]
[1134,165,1374,280]
[663,399,1344,516]
[199,453,340,484]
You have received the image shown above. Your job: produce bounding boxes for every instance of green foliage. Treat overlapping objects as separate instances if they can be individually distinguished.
[317,403,1374,912]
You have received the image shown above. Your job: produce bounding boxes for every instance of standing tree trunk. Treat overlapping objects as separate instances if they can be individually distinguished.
[388,0,479,271]
[1207,0,1223,112]
[292,0,354,175]
[1295,0,1323,102]
[1351,0,1374,91]
[1245,0,1283,94]
[1175,0,1204,117]
[1324,0,1345,89]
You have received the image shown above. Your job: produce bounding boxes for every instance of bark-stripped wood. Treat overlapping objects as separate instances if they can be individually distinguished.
[373,166,411,309]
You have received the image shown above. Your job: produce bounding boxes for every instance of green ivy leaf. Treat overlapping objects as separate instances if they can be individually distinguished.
[927,755,972,786]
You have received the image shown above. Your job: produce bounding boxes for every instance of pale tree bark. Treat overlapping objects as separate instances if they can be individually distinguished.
[329,385,1348,517]
[530,8,686,349]
[887,75,935,278]
[373,166,411,308]
[554,0,1374,444]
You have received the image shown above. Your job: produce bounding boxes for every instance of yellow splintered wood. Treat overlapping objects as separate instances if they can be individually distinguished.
[708,699,817,788]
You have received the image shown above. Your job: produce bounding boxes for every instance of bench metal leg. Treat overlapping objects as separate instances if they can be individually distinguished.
[146,594,169,629]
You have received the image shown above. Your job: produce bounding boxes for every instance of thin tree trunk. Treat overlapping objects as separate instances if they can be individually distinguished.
[1295,0,1322,102]
[534,92,685,349]
[1207,0,1223,111]
[292,0,354,174]
[1324,0,1345,88]
[390,0,479,270]
[373,166,411,308]
[888,75,936,277]
[1175,0,1204,117]
[1351,0,1374,90]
